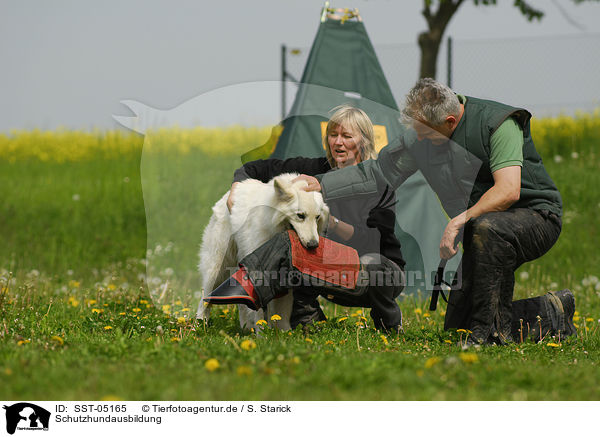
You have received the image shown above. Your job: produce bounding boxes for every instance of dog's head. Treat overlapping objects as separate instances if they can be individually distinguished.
[273,175,329,249]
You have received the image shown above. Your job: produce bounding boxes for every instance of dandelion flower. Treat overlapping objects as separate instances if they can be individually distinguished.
[240,339,257,351]
[204,358,220,372]
[337,317,348,323]
[181,308,190,312]
[51,336,65,346]
[305,338,313,343]
[177,317,186,324]
[236,366,252,376]
[270,314,282,321]
[456,328,467,334]
[444,340,452,344]
[119,312,126,316]
[256,319,267,326]
[325,340,334,345]
[171,337,180,342]
[425,357,440,368]
[585,317,594,323]
[132,307,141,313]
[17,340,30,346]
[103,326,113,331]
[100,395,123,401]
[459,352,479,364]
[380,335,389,345]
[414,308,422,315]
[91,308,104,314]
[547,343,560,348]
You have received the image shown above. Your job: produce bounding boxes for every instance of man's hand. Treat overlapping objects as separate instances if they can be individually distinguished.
[226,182,240,212]
[440,212,467,260]
[292,174,321,192]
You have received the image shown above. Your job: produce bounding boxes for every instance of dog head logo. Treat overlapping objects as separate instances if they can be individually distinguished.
[3,403,50,435]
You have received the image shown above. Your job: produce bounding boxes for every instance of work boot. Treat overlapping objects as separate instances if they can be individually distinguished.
[546,289,577,339]
[511,288,576,342]
[203,267,260,310]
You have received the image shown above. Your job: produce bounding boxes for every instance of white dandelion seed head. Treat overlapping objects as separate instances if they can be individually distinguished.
[553,155,563,163]
[571,152,579,159]
[72,194,80,201]
[519,271,529,281]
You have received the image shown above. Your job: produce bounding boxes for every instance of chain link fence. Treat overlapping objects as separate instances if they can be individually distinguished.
[283,33,600,117]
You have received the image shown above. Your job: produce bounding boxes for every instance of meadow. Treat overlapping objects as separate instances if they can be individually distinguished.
[1,111,600,400]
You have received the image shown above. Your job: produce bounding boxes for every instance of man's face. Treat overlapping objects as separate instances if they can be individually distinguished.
[412,118,454,145]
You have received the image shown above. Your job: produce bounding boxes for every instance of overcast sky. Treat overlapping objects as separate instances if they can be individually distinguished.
[2,0,600,132]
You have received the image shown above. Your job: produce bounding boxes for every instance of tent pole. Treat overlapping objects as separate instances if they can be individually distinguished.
[446,36,453,89]
[281,44,287,121]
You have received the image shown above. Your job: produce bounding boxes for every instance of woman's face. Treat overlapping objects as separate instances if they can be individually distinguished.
[327,123,362,168]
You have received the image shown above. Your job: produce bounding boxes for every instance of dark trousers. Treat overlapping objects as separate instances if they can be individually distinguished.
[444,208,562,343]
[239,233,404,330]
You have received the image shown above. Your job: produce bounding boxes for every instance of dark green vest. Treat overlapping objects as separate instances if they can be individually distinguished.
[407,96,562,218]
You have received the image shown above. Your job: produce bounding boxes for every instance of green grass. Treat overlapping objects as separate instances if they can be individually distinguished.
[1,130,600,400]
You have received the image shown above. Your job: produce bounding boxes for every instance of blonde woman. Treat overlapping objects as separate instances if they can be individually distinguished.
[207,105,405,332]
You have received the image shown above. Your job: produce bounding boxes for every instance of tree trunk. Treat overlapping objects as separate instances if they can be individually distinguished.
[418,31,442,79]
[418,0,464,80]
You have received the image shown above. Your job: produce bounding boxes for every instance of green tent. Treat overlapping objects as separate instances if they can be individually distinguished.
[244,12,460,294]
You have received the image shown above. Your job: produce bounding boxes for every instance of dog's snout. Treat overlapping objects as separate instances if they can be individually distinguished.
[306,239,319,249]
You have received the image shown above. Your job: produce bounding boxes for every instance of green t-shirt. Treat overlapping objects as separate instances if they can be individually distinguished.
[458,94,523,172]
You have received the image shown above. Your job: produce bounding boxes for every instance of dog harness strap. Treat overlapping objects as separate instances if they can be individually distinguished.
[287,230,360,289]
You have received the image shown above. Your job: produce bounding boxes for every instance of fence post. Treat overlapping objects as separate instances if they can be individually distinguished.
[446,36,453,89]
[281,44,287,121]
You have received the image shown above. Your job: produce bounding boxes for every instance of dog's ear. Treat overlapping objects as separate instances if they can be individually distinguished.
[274,177,294,202]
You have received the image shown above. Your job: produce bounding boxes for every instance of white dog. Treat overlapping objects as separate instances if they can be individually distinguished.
[196,173,329,331]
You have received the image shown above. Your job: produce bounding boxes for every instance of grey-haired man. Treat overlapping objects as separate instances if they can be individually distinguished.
[299,78,575,345]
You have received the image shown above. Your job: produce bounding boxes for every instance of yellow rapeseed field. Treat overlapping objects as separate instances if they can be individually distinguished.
[1,109,598,163]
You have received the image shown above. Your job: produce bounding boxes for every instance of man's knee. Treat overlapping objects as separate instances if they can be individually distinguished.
[467,213,513,252]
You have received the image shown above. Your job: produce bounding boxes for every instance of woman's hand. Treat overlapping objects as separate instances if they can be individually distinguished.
[292,174,321,192]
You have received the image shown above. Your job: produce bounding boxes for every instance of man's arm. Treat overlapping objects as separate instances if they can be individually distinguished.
[439,166,521,259]
[315,134,418,201]
[439,117,524,259]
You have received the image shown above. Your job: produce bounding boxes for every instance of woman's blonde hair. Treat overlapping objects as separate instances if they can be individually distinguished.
[324,104,377,168]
